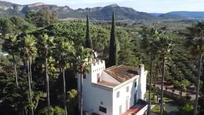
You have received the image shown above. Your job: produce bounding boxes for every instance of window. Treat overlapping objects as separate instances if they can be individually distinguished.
[97,73,100,82]
[134,81,137,87]
[134,92,137,105]
[126,96,129,110]
[83,74,86,79]
[99,106,107,113]
[126,86,129,92]
[117,91,120,98]
[119,105,122,115]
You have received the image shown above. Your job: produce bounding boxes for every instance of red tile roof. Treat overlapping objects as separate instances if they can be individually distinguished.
[105,65,139,83]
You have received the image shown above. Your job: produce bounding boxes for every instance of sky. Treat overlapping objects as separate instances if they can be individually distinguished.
[2,0,204,13]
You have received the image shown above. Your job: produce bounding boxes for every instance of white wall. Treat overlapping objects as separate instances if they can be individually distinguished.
[85,85,113,115]
[112,77,139,115]
[78,59,114,114]
[78,73,113,114]
[138,64,147,100]
[91,60,105,83]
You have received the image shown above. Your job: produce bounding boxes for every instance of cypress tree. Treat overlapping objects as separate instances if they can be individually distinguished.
[85,14,93,49]
[108,11,118,66]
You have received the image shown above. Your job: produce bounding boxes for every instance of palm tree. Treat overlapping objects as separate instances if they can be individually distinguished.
[75,46,92,115]
[39,34,54,110]
[21,34,37,115]
[140,27,159,115]
[53,38,75,115]
[155,29,174,115]
[184,22,204,115]
[2,34,19,87]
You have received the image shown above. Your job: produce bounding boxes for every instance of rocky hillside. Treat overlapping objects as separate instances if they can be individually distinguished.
[1,1,204,21]
[0,1,156,20]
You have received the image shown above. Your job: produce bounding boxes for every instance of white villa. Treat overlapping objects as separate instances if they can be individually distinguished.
[77,57,148,115]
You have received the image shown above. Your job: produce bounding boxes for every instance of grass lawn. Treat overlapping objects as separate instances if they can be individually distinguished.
[151,104,160,113]
[145,90,158,104]
[148,91,179,115]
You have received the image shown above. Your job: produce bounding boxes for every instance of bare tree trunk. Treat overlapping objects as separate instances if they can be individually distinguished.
[45,58,50,111]
[147,57,153,115]
[12,55,19,87]
[80,68,84,115]
[27,60,34,115]
[30,58,32,84]
[14,63,18,87]
[194,54,203,115]
[63,68,67,115]
[160,56,165,115]
[153,63,158,102]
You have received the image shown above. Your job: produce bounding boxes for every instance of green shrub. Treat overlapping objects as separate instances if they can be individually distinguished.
[179,102,193,115]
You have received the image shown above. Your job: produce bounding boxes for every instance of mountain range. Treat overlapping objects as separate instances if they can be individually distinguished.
[0,0,204,21]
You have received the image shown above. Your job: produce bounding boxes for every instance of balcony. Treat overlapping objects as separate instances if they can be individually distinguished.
[122,100,148,115]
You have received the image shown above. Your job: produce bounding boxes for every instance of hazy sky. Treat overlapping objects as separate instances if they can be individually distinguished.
[2,0,204,13]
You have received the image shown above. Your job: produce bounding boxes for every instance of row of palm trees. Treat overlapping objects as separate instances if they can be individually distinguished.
[2,31,93,115]
[3,34,37,114]
[142,22,204,115]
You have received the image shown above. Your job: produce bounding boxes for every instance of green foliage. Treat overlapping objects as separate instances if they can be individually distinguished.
[85,15,93,49]
[44,21,86,46]
[179,102,193,115]
[184,22,204,56]
[39,106,64,115]
[90,25,109,53]
[74,46,92,73]
[9,16,35,33]
[52,37,75,69]
[0,17,14,35]
[21,34,37,59]
[108,12,118,66]
[0,17,35,36]
[25,9,57,27]
[67,89,78,115]
[181,80,191,88]
[2,34,19,57]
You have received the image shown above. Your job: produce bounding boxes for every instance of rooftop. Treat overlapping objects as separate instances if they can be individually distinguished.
[97,80,118,87]
[104,65,139,83]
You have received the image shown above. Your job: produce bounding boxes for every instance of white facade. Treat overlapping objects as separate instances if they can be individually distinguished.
[77,59,148,115]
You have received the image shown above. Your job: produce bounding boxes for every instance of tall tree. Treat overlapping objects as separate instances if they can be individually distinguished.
[53,38,75,115]
[184,22,204,115]
[39,34,54,111]
[85,14,93,49]
[25,9,57,27]
[75,46,92,115]
[21,34,37,115]
[108,11,118,66]
[140,27,159,115]
[2,34,19,87]
[0,18,13,36]
[156,28,174,115]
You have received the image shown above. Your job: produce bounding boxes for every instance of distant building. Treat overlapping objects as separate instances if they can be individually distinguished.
[77,57,148,115]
